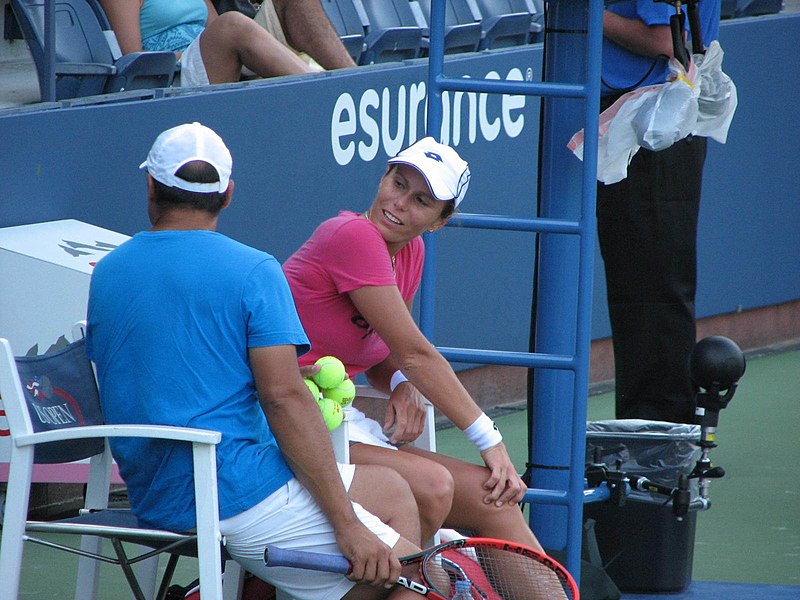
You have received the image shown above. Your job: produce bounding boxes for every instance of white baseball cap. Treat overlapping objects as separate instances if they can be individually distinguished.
[388,137,470,207]
[139,122,232,193]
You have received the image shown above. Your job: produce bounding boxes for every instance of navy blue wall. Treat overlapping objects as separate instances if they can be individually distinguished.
[1,13,798,357]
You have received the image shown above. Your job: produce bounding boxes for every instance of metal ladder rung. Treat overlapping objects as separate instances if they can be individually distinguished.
[450,213,582,235]
[438,347,575,370]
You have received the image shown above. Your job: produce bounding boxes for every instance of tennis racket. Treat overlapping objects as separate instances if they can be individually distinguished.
[264,536,579,599]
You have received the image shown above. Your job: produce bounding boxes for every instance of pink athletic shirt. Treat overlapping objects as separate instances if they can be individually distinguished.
[283,211,424,376]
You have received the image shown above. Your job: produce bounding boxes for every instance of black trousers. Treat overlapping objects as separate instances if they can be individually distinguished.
[596,126,707,424]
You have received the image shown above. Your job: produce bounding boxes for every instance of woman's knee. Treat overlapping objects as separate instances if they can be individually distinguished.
[409,462,455,518]
[352,464,415,507]
[204,11,257,45]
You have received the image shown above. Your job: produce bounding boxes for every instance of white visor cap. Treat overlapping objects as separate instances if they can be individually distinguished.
[387,137,470,207]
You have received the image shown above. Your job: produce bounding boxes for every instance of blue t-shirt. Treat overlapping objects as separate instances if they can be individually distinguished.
[602,0,721,94]
[140,0,207,53]
[86,230,310,532]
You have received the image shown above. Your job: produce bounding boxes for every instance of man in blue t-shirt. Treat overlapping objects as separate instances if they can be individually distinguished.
[86,122,422,599]
[597,0,721,424]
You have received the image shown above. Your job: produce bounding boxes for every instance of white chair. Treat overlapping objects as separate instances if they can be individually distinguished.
[0,325,229,600]
[275,385,438,600]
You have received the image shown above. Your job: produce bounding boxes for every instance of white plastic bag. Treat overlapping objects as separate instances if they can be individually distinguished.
[632,60,699,152]
[693,41,738,143]
[568,40,737,184]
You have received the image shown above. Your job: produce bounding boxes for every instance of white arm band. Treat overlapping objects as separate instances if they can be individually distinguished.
[463,413,503,452]
[389,370,409,392]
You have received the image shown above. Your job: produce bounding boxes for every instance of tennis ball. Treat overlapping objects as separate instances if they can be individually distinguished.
[303,378,321,401]
[323,377,356,407]
[317,397,344,431]
[312,356,347,390]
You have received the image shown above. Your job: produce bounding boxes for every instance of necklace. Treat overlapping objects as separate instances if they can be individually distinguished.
[364,209,396,275]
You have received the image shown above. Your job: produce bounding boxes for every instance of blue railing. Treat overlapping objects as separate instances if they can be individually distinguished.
[420,0,604,582]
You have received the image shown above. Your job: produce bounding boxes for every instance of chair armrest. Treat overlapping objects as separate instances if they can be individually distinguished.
[354,384,389,400]
[114,51,177,75]
[55,63,116,76]
[14,424,221,448]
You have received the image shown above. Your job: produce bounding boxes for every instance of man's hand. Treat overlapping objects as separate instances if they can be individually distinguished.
[383,382,427,444]
[479,443,527,506]
[335,522,401,588]
[298,363,321,380]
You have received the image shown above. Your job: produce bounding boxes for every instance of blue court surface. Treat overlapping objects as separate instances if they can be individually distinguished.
[623,581,800,599]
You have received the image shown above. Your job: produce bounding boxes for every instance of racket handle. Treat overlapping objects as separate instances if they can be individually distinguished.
[264,545,351,574]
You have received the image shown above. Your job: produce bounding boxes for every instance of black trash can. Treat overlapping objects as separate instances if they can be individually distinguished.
[584,420,702,593]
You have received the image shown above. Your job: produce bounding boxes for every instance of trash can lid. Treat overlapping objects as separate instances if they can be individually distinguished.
[586,419,700,441]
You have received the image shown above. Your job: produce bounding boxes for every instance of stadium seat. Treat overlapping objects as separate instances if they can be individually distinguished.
[414,0,483,55]
[357,0,425,64]
[9,0,176,101]
[721,0,737,18]
[734,0,783,16]
[524,0,544,43]
[320,0,367,64]
[471,0,533,49]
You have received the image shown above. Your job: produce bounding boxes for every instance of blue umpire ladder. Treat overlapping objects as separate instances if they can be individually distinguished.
[419,0,604,583]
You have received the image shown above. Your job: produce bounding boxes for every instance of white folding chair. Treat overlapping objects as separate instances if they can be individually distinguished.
[275,385,439,600]
[0,327,229,600]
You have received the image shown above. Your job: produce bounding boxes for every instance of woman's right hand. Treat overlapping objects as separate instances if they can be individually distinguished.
[479,442,527,506]
[383,382,427,444]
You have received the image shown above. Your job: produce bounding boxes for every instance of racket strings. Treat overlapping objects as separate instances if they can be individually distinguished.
[424,544,575,600]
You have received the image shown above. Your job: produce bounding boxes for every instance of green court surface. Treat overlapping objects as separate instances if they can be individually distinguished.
[8,349,800,597]
[437,348,800,587]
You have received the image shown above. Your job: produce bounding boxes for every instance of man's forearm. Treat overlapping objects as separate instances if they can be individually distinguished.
[603,11,675,58]
[264,390,361,529]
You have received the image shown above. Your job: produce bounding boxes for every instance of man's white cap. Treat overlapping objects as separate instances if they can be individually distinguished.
[387,137,470,207]
[139,122,232,193]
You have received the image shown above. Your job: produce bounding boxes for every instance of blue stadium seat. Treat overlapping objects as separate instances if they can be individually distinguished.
[9,0,176,101]
[415,0,482,55]
[524,0,544,43]
[357,0,424,64]
[320,0,366,64]
[471,0,533,50]
[734,0,783,16]
[721,0,737,18]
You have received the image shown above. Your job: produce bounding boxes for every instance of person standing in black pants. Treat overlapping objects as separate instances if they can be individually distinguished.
[598,0,720,424]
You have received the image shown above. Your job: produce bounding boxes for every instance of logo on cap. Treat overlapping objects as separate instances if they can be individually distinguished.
[424,151,444,163]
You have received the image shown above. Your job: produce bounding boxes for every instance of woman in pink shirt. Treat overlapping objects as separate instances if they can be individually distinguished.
[283,138,544,551]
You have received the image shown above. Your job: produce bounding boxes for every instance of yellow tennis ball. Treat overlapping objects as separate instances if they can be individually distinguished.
[323,377,356,407]
[317,397,344,431]
[303,378,321,401]
[312,356,347,390]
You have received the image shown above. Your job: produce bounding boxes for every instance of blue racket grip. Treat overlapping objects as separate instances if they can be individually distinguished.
[264,545,351,574]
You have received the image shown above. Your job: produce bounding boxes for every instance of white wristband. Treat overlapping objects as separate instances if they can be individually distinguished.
[389,370,409,392]
[463,413,503,452]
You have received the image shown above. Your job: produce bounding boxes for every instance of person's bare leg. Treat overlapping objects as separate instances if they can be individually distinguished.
[341,535,420,600]
[199,12,313,83]
[272,0,357,69]
[343,465,422,600]
[400,445,545,552]
[347,463,422,547]
[349,444,454,544]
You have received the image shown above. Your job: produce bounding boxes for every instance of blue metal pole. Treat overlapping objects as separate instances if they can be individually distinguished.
[43,0,56,102]
[419,0,604,581]
[419,0,447,338]
[530,0,601,580]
